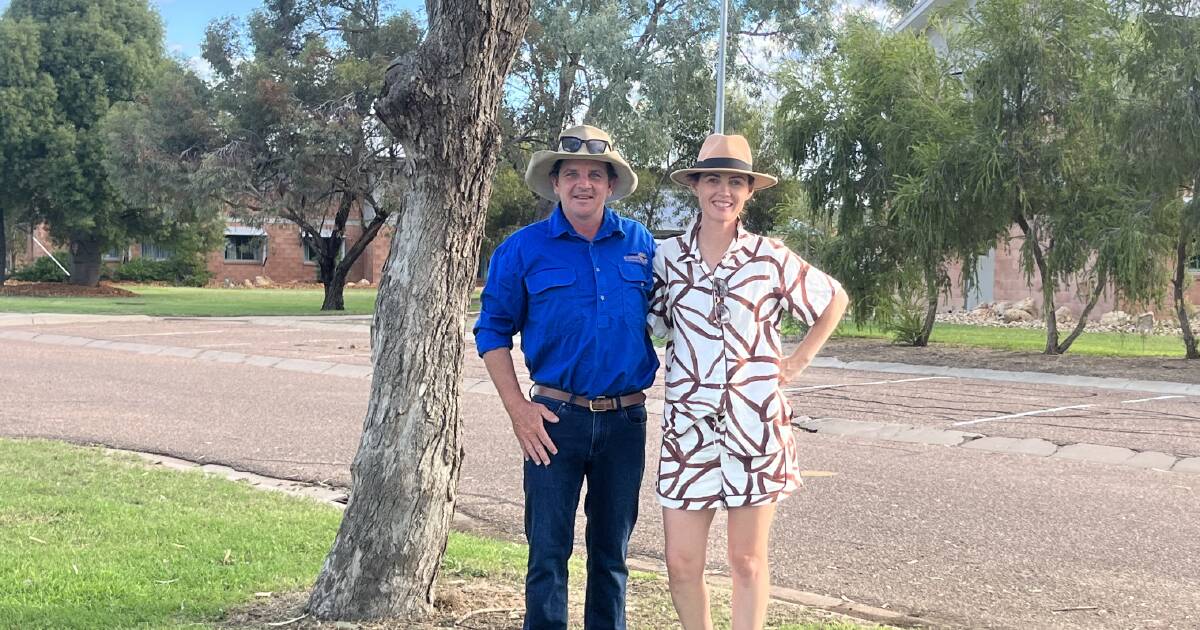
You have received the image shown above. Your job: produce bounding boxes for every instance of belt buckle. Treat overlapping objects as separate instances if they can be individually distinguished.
[589,397,613,412]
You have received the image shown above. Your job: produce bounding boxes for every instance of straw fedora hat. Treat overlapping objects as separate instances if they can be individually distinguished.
[670,134,779,191]
[525,125,638,202]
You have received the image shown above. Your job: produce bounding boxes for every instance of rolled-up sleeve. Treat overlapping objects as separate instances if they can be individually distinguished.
[781,250,842,326]
[474,240,525,356]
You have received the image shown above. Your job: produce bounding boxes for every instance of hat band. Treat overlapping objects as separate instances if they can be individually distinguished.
[692,157,753,171]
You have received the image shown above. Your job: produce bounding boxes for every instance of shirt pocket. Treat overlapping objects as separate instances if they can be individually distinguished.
[525,267,580,332]
[618,262,652,322]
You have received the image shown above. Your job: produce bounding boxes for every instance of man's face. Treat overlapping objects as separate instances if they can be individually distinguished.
[552,159,613,220]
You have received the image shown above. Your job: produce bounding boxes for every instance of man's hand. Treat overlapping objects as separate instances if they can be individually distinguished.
[780,352,813,386]
[507,399,560,465]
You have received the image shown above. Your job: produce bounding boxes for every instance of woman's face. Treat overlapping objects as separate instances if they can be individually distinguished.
[693,172,753,224]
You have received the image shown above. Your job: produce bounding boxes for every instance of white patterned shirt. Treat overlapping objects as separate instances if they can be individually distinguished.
[648,219,843,457]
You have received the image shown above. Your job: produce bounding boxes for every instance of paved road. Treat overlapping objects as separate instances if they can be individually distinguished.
[2,315,1198,629]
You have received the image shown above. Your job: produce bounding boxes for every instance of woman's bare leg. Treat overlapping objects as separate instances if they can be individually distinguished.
[663,506,718,630]
[727,503,776,630]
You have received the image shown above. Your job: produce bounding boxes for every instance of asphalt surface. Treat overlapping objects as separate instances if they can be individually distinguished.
[2,315,1198,629]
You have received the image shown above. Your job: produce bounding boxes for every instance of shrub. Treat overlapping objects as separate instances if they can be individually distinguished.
[11,253,72,282]
[111,258,167,282]
[165,255,212,287]
[878,289,929,346]
[111,255,212,287]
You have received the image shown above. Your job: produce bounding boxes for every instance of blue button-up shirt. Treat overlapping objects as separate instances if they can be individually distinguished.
[474,206,659,398]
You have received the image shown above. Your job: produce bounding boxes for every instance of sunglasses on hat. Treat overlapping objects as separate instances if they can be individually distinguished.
[559,136,610,154]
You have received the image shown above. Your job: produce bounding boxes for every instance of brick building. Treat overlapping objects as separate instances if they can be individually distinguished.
[206,219,395,285]
[10,217,396,286]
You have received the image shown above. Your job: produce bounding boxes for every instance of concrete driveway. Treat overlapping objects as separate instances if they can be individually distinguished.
[1,314,1197,629]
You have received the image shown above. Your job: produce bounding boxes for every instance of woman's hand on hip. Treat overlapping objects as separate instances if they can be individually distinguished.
[780,352,813,385]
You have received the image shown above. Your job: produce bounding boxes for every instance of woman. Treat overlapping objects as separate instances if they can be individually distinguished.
[648,133,849,630]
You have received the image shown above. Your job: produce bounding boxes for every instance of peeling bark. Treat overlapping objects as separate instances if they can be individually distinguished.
[306,0,531,620]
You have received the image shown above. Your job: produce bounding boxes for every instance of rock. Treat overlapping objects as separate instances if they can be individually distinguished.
[1013,297,1036,315]
[967,304,996,320]
[253,275,272,288]
[1002,308,1034,322]
[1135,312,1155,333]
[993,301,1011,316]
[1055,305,1074,324]
[222,278,234,289]
[1099,310,1130,327]
[242,279,254,288]
[358,279,370,286]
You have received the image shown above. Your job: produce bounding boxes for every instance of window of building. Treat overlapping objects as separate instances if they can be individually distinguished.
[1189,254,1200,273]
[102,246,128,262]
[302,236,346,264]
[140,243,172,261]
[224,235,266,262]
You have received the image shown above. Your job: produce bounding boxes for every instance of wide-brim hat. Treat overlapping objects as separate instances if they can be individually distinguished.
[525,125,638,202]
[670,133,779,191]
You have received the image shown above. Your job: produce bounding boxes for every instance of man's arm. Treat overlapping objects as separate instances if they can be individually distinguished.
[474,240,558,465]
[481,348,559,466]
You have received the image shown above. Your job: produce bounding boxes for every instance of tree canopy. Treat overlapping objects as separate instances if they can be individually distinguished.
[104,0,421,309]
[0,0,167,285]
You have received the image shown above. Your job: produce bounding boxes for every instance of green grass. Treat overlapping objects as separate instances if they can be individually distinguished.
[0,439,880,630]
[0,285,378,317]
[0,438,344,629]
[833,321,1190,358]
[0,438,578,630]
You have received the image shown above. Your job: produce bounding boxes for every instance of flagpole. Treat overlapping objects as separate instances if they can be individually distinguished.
[714,0,728,134]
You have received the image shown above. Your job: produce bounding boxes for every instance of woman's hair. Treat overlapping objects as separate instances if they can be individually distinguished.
[687,172,755,188]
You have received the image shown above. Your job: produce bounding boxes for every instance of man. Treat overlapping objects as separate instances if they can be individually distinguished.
[474,125,659,630]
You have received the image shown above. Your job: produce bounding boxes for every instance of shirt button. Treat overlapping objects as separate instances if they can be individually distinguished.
[600,295,606,301]
[595,267,600,272]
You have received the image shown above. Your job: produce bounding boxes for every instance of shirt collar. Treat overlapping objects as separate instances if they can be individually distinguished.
[679,216,751,263]
[548,204,626,241]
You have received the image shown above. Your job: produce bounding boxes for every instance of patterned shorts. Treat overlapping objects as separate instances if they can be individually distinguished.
[657,415,802,510]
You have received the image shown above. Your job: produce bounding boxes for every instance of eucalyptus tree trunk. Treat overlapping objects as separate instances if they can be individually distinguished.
[1173,231,1199,360]
[0,208,7,285]
[322,214,389,312]
[914,267,940,347]
[69,235,103,287]
[305,0,531,621]
[1016,214,1061,354]
[1055,265,1108,354]
[320,256,349,311]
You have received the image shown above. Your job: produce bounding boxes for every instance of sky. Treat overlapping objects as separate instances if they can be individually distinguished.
[0,0,426,78]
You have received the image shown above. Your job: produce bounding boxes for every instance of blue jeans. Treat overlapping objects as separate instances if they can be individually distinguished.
[523,395,648,630]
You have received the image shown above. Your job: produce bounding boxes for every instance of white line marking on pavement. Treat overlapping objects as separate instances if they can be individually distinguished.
[953,404,1094,427]
[110,330,227,337]
[196,342,253,348]
[784,376,951,393]
[1121,395,1186,404]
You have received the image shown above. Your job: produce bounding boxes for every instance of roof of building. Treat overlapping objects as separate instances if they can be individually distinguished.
[893,0,958,32]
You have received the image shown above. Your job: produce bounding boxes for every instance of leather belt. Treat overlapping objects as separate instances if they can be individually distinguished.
[530,385,646,412]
